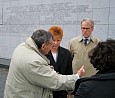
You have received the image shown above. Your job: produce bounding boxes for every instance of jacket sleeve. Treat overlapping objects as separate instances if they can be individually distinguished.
[23,60,79,91]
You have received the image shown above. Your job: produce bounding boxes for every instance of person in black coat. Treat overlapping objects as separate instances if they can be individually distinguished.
[72,39,115,98]
[46,25,73,98]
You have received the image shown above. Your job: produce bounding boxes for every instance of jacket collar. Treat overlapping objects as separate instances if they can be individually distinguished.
[48,46,65,57]
[57,46,65,55]
[25,37,50,64]
[78,35,97,43]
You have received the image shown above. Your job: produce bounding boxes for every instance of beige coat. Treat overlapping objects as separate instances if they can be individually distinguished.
[69,35,100,77]
[4,37,78,98]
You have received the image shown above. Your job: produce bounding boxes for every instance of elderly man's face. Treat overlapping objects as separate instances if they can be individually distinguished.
[41,40,53,55]
[81,21,94,38]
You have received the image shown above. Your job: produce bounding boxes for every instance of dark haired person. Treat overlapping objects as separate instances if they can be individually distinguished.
[4,29,85,98]
[72,39,115,98]
[47,25,73,98]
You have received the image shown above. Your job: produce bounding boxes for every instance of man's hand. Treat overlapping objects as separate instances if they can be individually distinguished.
[50,65,54,69]
[77,65,85,77]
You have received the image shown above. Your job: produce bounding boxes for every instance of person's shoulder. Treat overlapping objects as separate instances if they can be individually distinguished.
[70,35,81,42]
[91,35,100,43]
[75,76,96,88]
[71,77,90,95]
[59,46,71,53]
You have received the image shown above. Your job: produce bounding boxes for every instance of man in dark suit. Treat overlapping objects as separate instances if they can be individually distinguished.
[46,25,73,98]
[72,39,115,98]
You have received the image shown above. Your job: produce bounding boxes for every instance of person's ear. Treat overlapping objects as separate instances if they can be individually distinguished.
[41,43,45,50]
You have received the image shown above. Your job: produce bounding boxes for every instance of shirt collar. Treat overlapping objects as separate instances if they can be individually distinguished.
[83,36,91,41]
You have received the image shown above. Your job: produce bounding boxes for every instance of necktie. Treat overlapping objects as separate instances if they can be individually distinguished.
[84,38,88,46]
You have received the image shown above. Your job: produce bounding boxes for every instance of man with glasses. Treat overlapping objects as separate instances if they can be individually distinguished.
[4,29,85,98]
[69,18,100,77]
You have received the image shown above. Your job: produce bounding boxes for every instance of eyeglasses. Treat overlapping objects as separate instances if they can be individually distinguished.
[81,27,91,30]
[48,42,53,45]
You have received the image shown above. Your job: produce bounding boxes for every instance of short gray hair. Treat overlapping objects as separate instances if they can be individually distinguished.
[31,29,53,48]
[81,18,94,28]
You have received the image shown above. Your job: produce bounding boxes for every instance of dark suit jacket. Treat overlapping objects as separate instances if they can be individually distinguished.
[72,70,115,98]
[46,46,73,98]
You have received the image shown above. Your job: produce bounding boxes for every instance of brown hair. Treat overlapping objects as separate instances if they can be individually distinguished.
[88,39,115,71]
[48,25,63,39]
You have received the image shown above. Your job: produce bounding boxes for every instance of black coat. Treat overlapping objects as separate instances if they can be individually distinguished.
[46,46,73,98]
[72,70,115,98]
